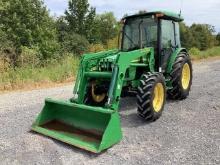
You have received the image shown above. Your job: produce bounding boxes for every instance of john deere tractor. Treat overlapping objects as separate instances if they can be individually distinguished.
[32,11,192,153]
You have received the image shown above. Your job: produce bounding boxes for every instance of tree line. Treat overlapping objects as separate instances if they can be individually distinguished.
[180,23,219,50]
[0,0,219,69]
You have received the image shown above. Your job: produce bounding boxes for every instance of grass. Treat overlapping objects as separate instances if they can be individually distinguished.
[0,46,220,92]
[0,56,79,92]
[191,46,220,60]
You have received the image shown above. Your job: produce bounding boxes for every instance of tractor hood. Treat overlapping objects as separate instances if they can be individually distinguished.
[82,49,119,62]
[100,52,118,63]
[82,48,154,72]
[98,48,153,63]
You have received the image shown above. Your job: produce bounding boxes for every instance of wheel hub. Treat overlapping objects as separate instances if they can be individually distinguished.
[91,83,106,103]
[181,63,191,90]
[153,83,164,112]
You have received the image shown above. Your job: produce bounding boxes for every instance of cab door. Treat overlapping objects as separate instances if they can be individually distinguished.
[160,20,180,72]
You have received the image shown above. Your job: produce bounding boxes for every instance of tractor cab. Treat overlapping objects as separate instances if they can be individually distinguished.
[121,11,183,72]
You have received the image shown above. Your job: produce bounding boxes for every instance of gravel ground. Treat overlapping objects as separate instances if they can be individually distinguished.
[0,59,220,165]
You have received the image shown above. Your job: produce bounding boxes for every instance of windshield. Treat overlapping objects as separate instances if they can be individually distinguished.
[122,17,158,51]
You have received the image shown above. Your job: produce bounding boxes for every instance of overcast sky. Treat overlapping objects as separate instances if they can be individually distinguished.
[44,0,220,32]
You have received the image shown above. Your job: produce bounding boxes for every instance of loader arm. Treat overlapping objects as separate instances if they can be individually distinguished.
[107,47,154,110]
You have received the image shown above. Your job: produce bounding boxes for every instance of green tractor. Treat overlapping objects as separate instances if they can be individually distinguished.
[32,11,192,153]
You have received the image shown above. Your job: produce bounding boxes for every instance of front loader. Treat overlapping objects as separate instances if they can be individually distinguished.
[32,11,193,153]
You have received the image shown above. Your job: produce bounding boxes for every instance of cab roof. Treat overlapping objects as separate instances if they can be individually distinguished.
[123,11,184,22]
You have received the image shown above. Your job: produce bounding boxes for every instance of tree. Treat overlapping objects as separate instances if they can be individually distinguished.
[179,23,195,49]
[190,24,215,50]
[216,33,220,46]
[94,12,118,45]
[56,16,89,55]
[61,31,89,55]
[0,0,59,66]
[180,22,216,50]
[65,0,96,42]
[56,16,69,44]
[0,1,14,53]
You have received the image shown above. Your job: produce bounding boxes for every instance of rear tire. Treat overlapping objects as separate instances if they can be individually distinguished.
[137,73,166,121]
[168,53,192,99]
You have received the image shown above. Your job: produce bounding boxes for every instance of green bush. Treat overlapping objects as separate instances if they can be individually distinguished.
[180,23,217,50]
[106,37,119,50]
[89,43,105,53]
[189,47,201,56]
[200,46,220,58]
[190,46,220,59]
[0,0,60,63]
[18,46,41,67]
[61,32,89,55]
[0,55,79,90]
[216,33,220,46]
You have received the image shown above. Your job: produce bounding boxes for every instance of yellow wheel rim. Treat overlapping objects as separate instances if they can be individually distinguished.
[181,63,191,90]
[91,83,106,103]
[153,83,164,112]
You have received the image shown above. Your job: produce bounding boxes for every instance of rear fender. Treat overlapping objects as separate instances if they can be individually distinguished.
[166,48,188,74]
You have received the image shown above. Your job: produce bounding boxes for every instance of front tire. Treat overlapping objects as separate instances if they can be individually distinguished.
[137,73,166,121]
[168,53,193,99]
[84,81,107,106]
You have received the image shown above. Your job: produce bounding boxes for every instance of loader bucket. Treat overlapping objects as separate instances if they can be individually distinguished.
[31,98,122,153]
